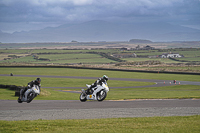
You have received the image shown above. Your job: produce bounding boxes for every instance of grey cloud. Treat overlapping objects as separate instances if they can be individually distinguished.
[0,0,199,32]
[0,0,190,21]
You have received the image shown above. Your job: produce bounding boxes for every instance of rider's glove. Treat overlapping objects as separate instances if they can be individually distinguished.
[28,84,31,88]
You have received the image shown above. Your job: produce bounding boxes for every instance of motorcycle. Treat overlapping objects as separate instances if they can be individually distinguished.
[18,85,40,103]
[80,82,109,102]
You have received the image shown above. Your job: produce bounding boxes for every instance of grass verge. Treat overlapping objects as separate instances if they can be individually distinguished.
[0,67,199,100]
[1,84,200,100]
[0,67,200,81]
[0,115,199,133]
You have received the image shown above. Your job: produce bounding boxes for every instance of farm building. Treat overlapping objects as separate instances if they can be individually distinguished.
[160,53,182,58]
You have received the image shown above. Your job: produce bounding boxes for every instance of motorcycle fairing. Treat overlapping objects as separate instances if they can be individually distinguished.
[21,89,32,102]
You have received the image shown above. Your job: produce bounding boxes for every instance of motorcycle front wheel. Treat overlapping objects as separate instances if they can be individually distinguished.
[80,92,87,102]
[97,90,107,101]
[17,98,22,103]
[27,91,35,103]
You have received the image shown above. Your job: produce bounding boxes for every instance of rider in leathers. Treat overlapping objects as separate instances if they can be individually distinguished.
[19,78,41,100]
[87,75,108,94]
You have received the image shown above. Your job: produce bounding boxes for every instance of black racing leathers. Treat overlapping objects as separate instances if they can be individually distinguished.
[20,80,41,99]
[28,80,41,89]
[87,78,107,94]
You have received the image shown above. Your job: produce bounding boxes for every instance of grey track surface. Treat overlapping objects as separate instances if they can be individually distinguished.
[0,99,200,120]
[0,74,200,121]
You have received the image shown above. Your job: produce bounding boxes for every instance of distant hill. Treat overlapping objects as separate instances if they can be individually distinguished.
[0,20,200,43]
[129,39,153,43]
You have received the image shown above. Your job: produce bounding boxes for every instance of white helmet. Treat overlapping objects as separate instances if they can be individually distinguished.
[102,75,108,81]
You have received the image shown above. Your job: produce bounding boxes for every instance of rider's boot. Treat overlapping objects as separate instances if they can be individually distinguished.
[19,89,23,99]
[19,88,26,99]
[86,88,93,95]
[89,88,94,94]
[86,88,90,94]
[87,84,96,94]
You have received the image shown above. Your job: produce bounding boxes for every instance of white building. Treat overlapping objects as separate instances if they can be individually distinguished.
[160,53,182,58]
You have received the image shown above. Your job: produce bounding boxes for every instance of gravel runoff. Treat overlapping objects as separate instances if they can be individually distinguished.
[1,107,200,121]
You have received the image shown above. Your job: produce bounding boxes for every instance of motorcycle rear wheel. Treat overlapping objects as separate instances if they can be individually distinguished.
[80,92,87,102]
[97,90,107,101]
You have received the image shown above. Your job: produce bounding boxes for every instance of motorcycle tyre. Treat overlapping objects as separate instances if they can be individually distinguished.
[97,90,107,102]
[27,91,35,103]
[17,98,22,103]
[80,92,87,102]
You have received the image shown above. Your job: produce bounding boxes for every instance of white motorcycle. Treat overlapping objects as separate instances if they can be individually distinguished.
[80,82,109,102]
[18,85,40,103]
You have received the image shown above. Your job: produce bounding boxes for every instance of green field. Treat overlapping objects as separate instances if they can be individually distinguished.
[1,48,200,65]
[0,67,200,100]
[1,115,200,133]
[0,67,199,132]
[1,45,200,132]
[0,53,116,64]
[119,64,200,72]
[123,58,180,63]
[0,67,200,81]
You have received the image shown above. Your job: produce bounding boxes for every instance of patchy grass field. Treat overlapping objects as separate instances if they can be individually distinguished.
[1,46,200,132]
[0,67,199,100]
[0,67,199,133]
[0,115,199,133]
[1,48,200,65]
[0,67,200,81]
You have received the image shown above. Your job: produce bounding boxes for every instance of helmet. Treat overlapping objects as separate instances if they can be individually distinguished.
[36,78,41,83]
[102,75,108,81]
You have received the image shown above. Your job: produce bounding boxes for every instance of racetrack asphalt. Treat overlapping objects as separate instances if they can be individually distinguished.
[0,99,200,120]
[0,74,200,120]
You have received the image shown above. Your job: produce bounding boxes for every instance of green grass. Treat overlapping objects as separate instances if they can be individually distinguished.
[0,53,199,132]
[0,75,154,87]
[0,69,200,100]
[1,84,200,100]
[108,85,200,100]
[0,115,199,133]
[32,58,115,64]
[0,75,155,100]
[119,65,200,72]
[123,58,181,63]
[177,50,200,58]
[0,53,116,64]
[1,48,200,65]
[0,67,200,81]
[0,54,29,60]
[0,56,38,63]
[0,67,200,100]
[38,53,101,60]
[178,57,200,62]
[0,49,31,53]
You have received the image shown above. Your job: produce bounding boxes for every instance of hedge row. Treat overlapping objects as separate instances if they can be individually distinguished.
[0,84,24,96]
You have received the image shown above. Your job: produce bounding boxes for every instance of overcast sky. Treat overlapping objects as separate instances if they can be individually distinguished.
[0,0,200,33]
